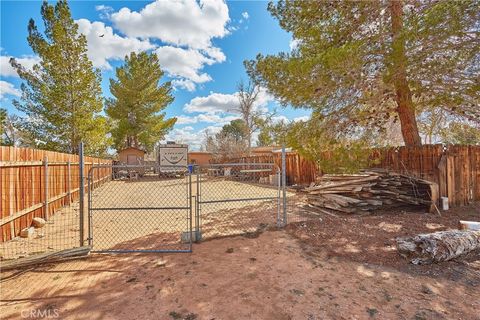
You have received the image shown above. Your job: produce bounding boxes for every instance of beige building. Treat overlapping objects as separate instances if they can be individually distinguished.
[118,147,146,165]
[188,151,213,166]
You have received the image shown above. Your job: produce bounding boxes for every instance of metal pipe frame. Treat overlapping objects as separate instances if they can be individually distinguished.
[198,196,278,204]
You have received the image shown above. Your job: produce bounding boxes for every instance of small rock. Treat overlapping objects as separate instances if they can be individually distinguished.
[32,217,46,228]
[156,260,167,267]
[226,248,234,253]
[290,288,305,296]
[421,284,433,294]
[20,227,35,238]
[366,307,378,317]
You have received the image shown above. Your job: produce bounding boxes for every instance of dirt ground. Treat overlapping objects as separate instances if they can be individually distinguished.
[1,176,289,258]
[1,203,479,319]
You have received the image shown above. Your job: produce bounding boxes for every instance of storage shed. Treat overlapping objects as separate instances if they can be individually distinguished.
[118,147,146,165]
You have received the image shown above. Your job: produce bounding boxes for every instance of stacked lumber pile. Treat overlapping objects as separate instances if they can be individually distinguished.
[303,169,438,214]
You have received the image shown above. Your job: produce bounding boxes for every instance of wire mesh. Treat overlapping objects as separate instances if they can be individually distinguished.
[196,163,282,239]
[88,164,192,252]
[0,164,104,260]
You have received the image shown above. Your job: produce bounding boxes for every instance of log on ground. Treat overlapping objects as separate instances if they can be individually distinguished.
[396,230,480,264]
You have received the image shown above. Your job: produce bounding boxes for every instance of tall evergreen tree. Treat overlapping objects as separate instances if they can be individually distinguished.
[106,52,176,152]
[10,0,109,155]
[246,0,479,147]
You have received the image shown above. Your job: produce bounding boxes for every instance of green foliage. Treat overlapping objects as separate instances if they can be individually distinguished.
[10,0,109,156]
[221,119,248,142]
[106,52,176,153]
[205,119,249,161]
[256,119,290,146]
[285,114,379,174]
[257,127,273,147]
[246,0,479,146]
[0,109,6,144]
[441,122,480,145]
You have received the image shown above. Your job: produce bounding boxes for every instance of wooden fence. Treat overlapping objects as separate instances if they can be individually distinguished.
[373,145,480,207]
[0,146,112,242]
[226,152,318,185]
[225,145,480,207]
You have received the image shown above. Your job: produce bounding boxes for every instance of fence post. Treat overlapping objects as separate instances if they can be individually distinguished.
[79,142,85,247]
[67,161,71,204]
[44,156,49,219]
[281,144,287,226]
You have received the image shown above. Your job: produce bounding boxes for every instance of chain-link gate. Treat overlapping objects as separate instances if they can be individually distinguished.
[195,163,282,240]
[87,164,193,253]
[87,162,283,253]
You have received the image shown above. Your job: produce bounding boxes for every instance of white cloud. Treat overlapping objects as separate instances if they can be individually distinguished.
[76,19,155,69]
[88,0,231,91]
[175,116,198,125]
[183,126,194,131]
[293,115,309,122]
[0,80,20,99]
[289,38,301,51]
[165,125,223,150]
[184,92,239,114]
[156,46,222,89]
[111,0,230,50]
[176,113,239,125]
[172,79,196,92]
[183,88,273,114]
[0,55,40,78]
[95,5,114,20]
[271,115,289,124]
[242,12,249,19]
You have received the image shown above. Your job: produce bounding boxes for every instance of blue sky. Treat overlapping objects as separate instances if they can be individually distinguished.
[0,0,310,149]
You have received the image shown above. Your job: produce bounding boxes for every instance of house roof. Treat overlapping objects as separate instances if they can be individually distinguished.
[251,146,280,153]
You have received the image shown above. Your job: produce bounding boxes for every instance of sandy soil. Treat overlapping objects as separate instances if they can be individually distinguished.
[1,186,478,319]
[1,175,291,258]
[286,202,480,274]
[1,221,479,320]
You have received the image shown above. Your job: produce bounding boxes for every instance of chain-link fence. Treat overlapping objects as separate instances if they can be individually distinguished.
[0,157,110,262]
[88,164,193,253]
[2,147,307,265]
[195,163,282,239]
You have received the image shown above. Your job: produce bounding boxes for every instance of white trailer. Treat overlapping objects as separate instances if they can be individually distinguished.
[158,143,188,175]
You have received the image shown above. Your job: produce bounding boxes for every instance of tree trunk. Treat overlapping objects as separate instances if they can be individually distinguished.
[390,0,422,147]
[396,230,480,264]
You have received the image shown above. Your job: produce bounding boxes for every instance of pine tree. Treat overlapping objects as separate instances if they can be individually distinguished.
[246,0,479,147]
[10,0,109,155]
[106,52,176,152]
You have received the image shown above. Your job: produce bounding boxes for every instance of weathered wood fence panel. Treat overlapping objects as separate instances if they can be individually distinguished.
[375,145,480,207]
[227,153,318,185]
[0,146,112,242]
[224,145,480,208]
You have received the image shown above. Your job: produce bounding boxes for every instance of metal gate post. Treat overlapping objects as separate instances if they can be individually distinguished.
[87,167,93,247]
[188,172,193,249]
[281,144,287,226]
[79,142,85,246]
[277,167,281,227]
[195,168,201,241]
